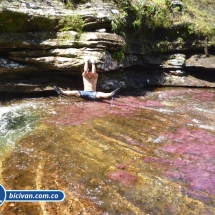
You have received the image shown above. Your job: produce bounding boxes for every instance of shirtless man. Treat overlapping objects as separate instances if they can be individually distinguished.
[54,58,120,100]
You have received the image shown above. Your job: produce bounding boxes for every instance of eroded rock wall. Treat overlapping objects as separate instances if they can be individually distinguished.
[0,0,215,93]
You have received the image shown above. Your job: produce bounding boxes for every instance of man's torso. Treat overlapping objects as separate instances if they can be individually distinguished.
[83,74,98,91]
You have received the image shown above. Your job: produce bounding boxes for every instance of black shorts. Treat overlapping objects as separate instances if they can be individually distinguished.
[78,91,98,100]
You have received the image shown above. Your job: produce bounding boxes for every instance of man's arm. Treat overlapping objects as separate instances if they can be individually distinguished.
[82,58,89,77]
[91,59,97,77]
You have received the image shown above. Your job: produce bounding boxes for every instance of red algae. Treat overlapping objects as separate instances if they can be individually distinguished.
[107,170,137,187]
[43,91,215,202]
[45,97,162,126]
[157,89,186,100]
[157,89,215,102]
[118,97,162,108]
[119,134,144,148]
[2,87,215,214]
[116,163,127,170]
[190,90,214,102]
[140,100,163,107]
[45,101,111,126]
[145,127,215,200]
[143,157,187,167]
[162,128,215,155]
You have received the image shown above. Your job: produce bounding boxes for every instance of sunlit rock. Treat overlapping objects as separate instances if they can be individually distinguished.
[0,0,215,93]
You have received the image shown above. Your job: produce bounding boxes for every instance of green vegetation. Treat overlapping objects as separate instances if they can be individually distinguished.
[110,0,215,53]
[62,0,88,9]
[0,11,58,33]
[130,0,173,29]
[112,0,215,40]
[140,40,173,54]
[183,0,215,38]
[1,0,214,54]
[60,14,85,34]
[111,10,127,35]
[111,51,125,62]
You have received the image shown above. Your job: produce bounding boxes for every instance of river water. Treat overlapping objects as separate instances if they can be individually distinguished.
[0,87,215,215]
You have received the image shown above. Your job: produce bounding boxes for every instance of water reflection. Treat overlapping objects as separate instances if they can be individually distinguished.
[0,87,215,214]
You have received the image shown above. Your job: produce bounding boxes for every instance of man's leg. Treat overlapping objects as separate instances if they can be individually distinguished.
[96,88,120,99]
[96,92,112,99]
[54,86,80,97]
[62,90,80,97]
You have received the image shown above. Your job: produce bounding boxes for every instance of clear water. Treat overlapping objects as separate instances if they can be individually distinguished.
[0,101,39,159]
[0,87,215,214]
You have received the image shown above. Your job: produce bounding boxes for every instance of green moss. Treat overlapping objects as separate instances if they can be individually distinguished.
[0,11,58,33]
[60,14,85,34]
[111,51,125,62]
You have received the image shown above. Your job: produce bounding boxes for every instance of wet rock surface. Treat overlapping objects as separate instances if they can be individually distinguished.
[0,87,215,214]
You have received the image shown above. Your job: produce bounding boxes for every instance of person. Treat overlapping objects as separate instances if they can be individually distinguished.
[54,57,120,100]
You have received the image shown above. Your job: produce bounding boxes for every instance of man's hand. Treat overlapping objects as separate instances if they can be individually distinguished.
[90,57,96,64]
[84,56,90,63]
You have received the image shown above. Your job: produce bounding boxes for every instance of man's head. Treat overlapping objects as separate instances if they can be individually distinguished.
[87,64,94,78]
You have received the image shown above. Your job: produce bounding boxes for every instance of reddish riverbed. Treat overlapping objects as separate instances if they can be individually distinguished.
[0,87,215,214]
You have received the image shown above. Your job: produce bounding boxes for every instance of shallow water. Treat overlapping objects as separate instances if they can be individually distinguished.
[0,87,215,214]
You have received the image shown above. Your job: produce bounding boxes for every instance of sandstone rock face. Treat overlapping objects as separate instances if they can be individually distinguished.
[0,0,215,93]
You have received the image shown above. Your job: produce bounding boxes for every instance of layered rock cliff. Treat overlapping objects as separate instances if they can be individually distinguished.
[0,0,215,94]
